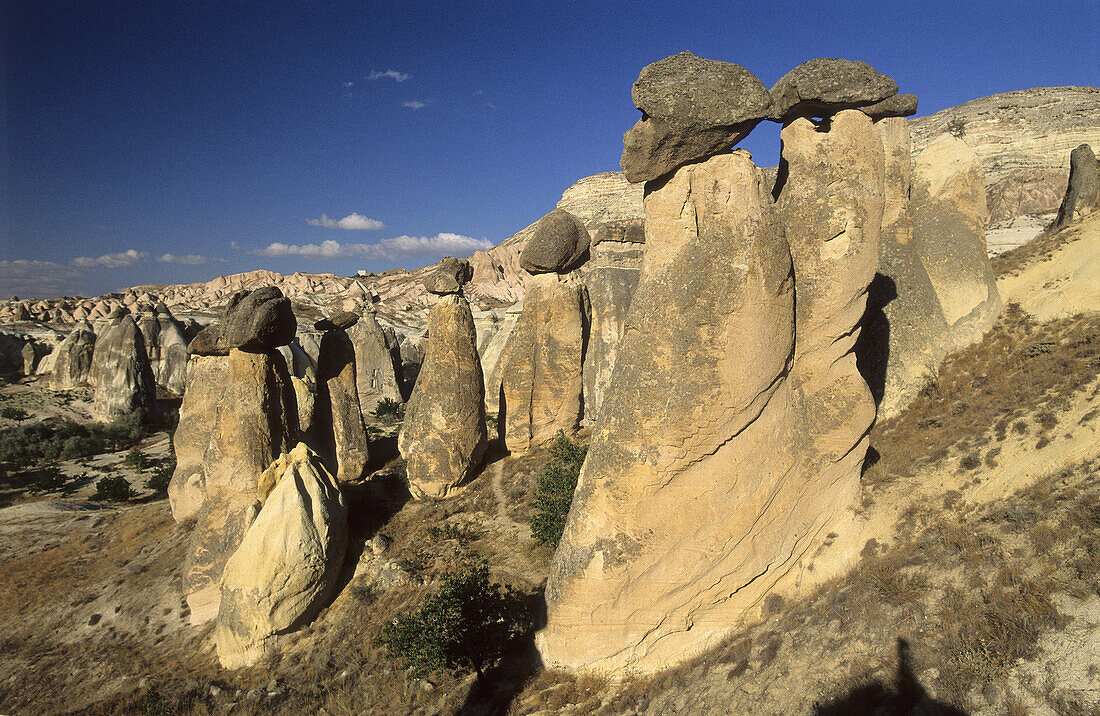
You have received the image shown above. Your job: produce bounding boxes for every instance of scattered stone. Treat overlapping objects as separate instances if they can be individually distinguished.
[423,256,473,295]
[370,533,391,555]
[769,58,897,120]
[398,293,487,498]
[519,209,591,274]
[621,51,772,182]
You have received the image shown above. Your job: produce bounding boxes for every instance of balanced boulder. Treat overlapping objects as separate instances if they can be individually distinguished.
[519,209,591,274]
[222,287,296,352]
[423,256,474,295]
[861,93,918,120]
[216,443,347,669]
[398,293,487,498]
[621,51,772,183]
[770,58,897,120]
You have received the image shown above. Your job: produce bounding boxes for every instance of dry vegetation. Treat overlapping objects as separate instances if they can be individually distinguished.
[992,211,1099,278]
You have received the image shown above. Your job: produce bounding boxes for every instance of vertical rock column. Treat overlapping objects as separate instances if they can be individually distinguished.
[89,313,155,420]
[399,289,487,498]
[316,313,371,485]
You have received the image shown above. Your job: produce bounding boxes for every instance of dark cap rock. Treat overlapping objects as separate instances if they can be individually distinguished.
[221,287,296,352]
[314,310,360,332]
[520,209,591,274]
[621,51,772,183]
[770,58,897,120]
[861,93,918,120]
[188,324,230,356]
[423,257,473,295]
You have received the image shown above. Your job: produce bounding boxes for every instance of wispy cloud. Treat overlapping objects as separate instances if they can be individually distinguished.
[252,233,493,260]
[343,81,355,88]
[307,212,384,231]
[368,69,409,82]
[72,249,148,269]
[402,100,428,110]
[157,253,219,265]
[0,260,84,299]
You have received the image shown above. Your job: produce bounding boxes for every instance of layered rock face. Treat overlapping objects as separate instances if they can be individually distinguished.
[216,443,347,669]
[540,66,888,673]
[500,273,589,452]
[909,87,1100,223]
[88,315,155,420]
[181,349,298,623]
[910,135,1002,353]
[398,293,487,498]
[44,320,96,389]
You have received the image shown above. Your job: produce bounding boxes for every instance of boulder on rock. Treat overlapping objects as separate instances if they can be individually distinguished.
[861,93,918,120]
[216,443,347,669]
[398,293,487,498]
[770,58,897,120]
[519,209,591,274]
[423,256,474,295]
[621,51,772,183]
[222,287,297,352]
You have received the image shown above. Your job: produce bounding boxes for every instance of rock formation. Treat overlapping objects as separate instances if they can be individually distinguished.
[37,321,95,388]
[1053,143,1100,231]
[316,315,371,484]
[168,355,230,523]
[137,307,189,396]
[519,210,591,274]
[539,60,890,674]
[769,58,897,120]
[423,256,474,295]
[909,134,1002,352]
[348,310,403,415]
[216,443,347,669]
[620,51,772,183]
[478,305,523,412]
[500,273,589,453]
[88,315,155,420]
[398,293,487,498]
[861,93,918,120]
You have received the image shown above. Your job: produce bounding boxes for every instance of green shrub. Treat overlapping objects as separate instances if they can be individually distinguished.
[93,475,134,502]
[26,466,67,494]
[947,116,967,137]
[530,432,588,548]
[145,458,174,498]
[373,398,405,421]
[0,413,147,470]
[0,407,29,421]
[124,447,149,471]
[379,561,524,679]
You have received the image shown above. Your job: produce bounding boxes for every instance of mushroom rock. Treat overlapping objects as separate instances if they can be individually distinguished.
[860,93,918,120]
[519,209,591,274]
[621,51,773,184]
[769,57,897,120]
[398,293,487,499]
[423,256,474,295]
[500,273,589,453]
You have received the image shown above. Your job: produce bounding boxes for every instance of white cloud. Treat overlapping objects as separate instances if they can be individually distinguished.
[307,212,384,231]
[402,100,428,110]
[0,260,83,299]
[368,69,409,82]
[157,253,216,265]
[251,233,493,261]
[72,249,148,269]
[343,81,355,88]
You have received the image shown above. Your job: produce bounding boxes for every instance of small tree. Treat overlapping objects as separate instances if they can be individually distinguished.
[372,398,405,422]
[93,474,134,502]
[379,561,524,680]
[530,431,588,548]
[947,116,967,138]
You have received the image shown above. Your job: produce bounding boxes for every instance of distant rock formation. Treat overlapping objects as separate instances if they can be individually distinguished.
[216,443,347,669]
[137,307,189,396]
[910,86,1100,223]
[348,310,403,416]
[399,292,487,498]
[88,314,155,420]
[41,321,96,389]
[1053,143,1100,231]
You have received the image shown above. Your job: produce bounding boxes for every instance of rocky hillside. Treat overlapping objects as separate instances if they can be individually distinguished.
[910,86,1100,223]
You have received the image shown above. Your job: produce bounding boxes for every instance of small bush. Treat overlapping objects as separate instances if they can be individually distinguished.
[379,561,525,679]
[26,466,67,494]
[144,459,174,498]
[530,431,588,548]
[373,398,405,421]
[93,475,134,502]
[124,447,150,471]
[947,116,967,137]
[0,407,29,421]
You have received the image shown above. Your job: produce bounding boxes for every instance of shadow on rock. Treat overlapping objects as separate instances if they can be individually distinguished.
[814,639,968,716]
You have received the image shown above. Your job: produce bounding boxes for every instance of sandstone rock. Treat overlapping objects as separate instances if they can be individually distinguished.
[909,87,1100,223]
[621,51,772,183]
[398,293,487,498]
[348,311,403,415]
[138,311,189,396]
[1053,144,1100,230]
[216,443,347,669]
[317,327,370,484]
[423,257,474,295]
[500,273,588,453]
[861,93,918,119]
[20,342,40,375]
[222,287,296,352]
[88,315,155,420]
[593,219,646,245]
[556,172,645,230]
[581,241,642,425]
[478,305,522,413]
[770,58,897,120]
[858,117,951,417]
[168,355,230,523]
[182,349,298,623]
[519,209,591,274]
[910,134,1002,351]
[44,321,96,389]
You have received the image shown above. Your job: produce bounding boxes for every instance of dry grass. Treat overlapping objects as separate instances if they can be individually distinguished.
[992,211,1099,278]
[862,304,1100,502]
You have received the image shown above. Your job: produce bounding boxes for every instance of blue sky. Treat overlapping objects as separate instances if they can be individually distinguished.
[2,0,1097,298]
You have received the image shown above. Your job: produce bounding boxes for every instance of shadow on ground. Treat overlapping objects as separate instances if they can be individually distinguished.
[814,639,968,716]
